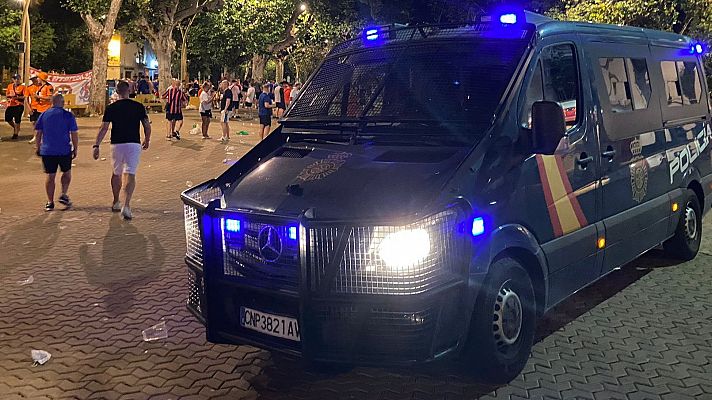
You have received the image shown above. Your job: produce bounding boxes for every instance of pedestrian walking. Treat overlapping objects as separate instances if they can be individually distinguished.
[162,78,188,141]
[92,80,152,220]
[245,82,256,108]
[128,76,138,98]
[229,79,241,119]
[219,80,232,142]
[273,81,284,118]
[34,94,78,211]
[283,82,292,107]
[4,74,26,140]
[137,74,151,95]
[199,82,213,139]
[290,82,302,103]
[27,72,53,144]
[258,83,275,141]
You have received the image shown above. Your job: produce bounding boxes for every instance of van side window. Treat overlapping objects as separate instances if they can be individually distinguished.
[521,44,579,130]
[678,61,702,105]
[599,57,652,112]
[627,58,652,110]
[600,58,632,112]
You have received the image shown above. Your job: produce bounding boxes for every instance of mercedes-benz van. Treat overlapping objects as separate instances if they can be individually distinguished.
[182,10,712,382]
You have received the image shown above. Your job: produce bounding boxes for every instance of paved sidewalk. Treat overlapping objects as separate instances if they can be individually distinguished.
[1,113,711,399]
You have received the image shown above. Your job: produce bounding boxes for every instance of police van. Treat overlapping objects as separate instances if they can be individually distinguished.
[182,10,712,382]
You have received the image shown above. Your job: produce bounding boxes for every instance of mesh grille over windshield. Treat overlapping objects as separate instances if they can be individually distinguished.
[287,39,529,125]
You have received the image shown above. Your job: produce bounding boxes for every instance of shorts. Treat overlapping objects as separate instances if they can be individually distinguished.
[276,102,286,110]
[5,105,23,124]
[200,110,212,118]
[166,112,183,121]
[244,102,252,108]
[42,155,72,174]
[229,101,238,111]
[220,111,229,123]
[111,143,142,175]
[30,110,41,123]
[259,114,272,127]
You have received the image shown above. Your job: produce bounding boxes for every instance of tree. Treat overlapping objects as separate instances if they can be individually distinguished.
[132,0,221,94]
[0,2,56,73]
[64,0,124,115]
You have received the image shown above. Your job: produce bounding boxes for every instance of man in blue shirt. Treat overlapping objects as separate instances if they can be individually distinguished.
[258,83,274,141]
[34,94,79,211]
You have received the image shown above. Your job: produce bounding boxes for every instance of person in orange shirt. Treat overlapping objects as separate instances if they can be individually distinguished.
[4,74,26,140]
[27,72,54,144]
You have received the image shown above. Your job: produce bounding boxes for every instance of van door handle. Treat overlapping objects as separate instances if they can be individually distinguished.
[602,149,616,160]
[576,153,594,168]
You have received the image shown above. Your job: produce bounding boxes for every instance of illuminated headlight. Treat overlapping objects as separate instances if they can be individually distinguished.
[378,229,431,270]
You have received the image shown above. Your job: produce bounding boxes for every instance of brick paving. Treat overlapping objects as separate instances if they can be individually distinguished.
[1,112,712,399]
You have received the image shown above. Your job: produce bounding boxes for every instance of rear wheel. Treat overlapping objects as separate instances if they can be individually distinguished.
[464,257,536,384]
[664,189,702,261]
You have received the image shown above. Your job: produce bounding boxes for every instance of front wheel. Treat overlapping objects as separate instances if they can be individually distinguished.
[463,257,536,384]
[663,189,702,261]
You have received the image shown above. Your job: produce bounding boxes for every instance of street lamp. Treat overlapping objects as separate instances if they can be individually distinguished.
[299,3,307,12]
[16,0,31,83]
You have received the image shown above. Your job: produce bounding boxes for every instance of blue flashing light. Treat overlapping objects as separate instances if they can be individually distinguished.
[690,42,706,55]
[471,217,485,237]
[288,226,298,240]
[499,13,517,24]
[225,218,241,233]
[365,28,380,41]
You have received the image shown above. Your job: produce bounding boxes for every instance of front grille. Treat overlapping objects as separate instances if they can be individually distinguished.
[309,210,465,295]
[313,304,436,360]
[188,269,205,318]
[223,218,300,291]
[184,205,203,267]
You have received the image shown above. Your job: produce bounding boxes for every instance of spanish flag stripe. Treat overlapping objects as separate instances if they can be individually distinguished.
[536,155,564,237]
[554,156,589,227]
[541,156,582,235]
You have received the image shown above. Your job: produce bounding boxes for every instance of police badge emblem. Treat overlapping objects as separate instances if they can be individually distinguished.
[297,152,352,182]
[629,138,648,203]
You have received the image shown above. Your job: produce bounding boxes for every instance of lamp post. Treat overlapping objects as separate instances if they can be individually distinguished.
[17,0,31,83]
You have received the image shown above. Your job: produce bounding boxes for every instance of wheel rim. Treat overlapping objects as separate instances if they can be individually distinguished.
[493,281,523,348]
[684,203,698,242]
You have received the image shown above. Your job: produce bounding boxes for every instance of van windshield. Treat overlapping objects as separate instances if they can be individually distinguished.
[285,38,530,130]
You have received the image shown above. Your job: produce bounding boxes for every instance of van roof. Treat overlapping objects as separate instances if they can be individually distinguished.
[525,11,692,48]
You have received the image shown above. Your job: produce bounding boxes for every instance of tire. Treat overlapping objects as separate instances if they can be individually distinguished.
[663,189,702,261]
[463,257,536,384]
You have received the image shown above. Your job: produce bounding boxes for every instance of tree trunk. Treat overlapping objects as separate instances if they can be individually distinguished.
[252,54,267,81]
[180,39,188,83]
[275,59,285,82]
[145,30,175,94]
[89,39,110,115]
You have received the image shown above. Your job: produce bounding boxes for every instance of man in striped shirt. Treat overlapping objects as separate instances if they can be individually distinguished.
[162,78,188,141]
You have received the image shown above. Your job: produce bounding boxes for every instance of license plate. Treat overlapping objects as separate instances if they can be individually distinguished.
[240,306,300,342]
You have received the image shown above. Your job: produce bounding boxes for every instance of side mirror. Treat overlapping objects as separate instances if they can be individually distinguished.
[531,101,566,155]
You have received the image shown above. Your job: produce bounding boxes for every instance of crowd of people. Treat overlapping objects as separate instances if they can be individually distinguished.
[2,70,303,215]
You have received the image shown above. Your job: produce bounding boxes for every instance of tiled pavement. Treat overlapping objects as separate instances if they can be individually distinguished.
[1,114,711,399]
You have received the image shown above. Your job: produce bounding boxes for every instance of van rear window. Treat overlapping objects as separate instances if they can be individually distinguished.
[286,39,529,127]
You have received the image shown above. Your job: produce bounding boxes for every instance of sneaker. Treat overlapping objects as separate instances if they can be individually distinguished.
[45,201,54,211]
[121,206,133,220]
[28,137,36,144]
[202,135,211,139]
[58,194,72,207]
[11,134,18,140]
[112,201,122,212]
[173,131,181,140]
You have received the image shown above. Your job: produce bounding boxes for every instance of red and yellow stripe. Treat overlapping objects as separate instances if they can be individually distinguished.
[536,155,588,237]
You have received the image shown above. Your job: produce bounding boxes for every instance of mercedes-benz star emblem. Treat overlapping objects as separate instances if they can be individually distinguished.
[258,226,283,263]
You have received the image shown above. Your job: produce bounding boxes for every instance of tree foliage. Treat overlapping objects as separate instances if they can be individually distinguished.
[0,1,56,72]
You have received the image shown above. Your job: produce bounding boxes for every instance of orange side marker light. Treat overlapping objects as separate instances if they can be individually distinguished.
[672,202,679,212]
[597,237,606,249]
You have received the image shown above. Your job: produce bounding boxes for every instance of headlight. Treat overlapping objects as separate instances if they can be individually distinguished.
[378,228,431,271]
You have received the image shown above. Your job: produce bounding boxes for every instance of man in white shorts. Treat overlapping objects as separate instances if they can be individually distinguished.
[92,80,152,220]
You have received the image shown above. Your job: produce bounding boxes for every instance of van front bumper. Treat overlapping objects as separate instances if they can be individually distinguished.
[193,265,472,365]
